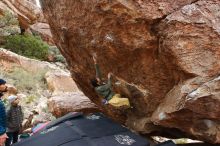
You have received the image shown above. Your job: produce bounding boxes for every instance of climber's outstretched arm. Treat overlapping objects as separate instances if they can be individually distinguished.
[107,73,112,87]
[93,55,102,81]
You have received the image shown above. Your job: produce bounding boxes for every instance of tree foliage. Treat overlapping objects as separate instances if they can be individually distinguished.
[5,34,49,60]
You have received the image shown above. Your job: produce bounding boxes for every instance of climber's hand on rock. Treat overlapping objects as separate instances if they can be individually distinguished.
[92,53,97,64]
[108,73,113,79]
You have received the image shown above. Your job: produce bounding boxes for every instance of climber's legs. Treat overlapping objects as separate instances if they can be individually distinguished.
[108,94,130,107]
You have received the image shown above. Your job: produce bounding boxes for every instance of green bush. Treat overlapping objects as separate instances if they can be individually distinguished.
[0,11,18,28]
[55,55,66,63]
[48,46,66,63]
[5,35,49,60]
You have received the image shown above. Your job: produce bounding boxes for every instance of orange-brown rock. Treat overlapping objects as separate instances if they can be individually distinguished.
[0,48,97,119]
[2,0,44,28]
[45,70,79,95]
[152,76,220,143]
[151,0,220,143]
[30,22,54,45]
[0,1,20,43]
[41,0,220,143]
[27,0,36,5]
[0,48,59,72]
[48,92,99,117]
[0,0,54,44]
[0,1,13,14]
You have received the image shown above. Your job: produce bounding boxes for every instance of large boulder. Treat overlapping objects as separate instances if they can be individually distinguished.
[0,48,59,129]
[0,48,97,120]
[0,2,20,44]
[1,0,44,28]
[0,48,60,72]
[48,92,99,117]
[152,76,220,143]
[30,22,54,45]
[27,0,36,5]
[41,0,220,143]
[151,1,220,143]
[0,0,15,15]
[45,70,79,95]
[0,0,54,44]
[45,69,98,117]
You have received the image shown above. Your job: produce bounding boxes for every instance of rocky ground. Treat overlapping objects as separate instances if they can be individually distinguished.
[0,48,98,129]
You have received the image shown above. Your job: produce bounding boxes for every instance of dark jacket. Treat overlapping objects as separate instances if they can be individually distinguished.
[94,64,115,100]
[6,105,23,132]
[0,99,6,135]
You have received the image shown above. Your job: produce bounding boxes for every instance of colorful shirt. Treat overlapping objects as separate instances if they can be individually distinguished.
[0,99,6,135]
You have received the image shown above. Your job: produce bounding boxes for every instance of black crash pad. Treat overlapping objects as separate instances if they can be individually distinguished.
[13,113,150,146]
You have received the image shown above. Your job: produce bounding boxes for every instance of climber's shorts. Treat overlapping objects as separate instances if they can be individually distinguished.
[108,94,130,107]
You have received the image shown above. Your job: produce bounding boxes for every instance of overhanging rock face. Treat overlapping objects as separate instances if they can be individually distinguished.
[0,0,55,44]
[1,0,44,28]
[40,0,220,143]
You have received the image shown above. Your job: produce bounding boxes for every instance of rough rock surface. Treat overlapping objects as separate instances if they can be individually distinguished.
[45,69,98,117]
[27,0,36,5]
[152,76,220,143]
[0,48,97,120]
[151,1,220,143]
[0,48,57,128]
[0,0,15,15]
[0,48,60,72]
[0,0,54,44]
[1,0,44,28]
[45,70,79,95]
[30,22,54,45]
[48,92,99,117]
[0,2,20,44]
[41,0,220,143]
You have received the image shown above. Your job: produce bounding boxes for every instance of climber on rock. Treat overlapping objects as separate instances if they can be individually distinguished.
[91,54,130,108]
